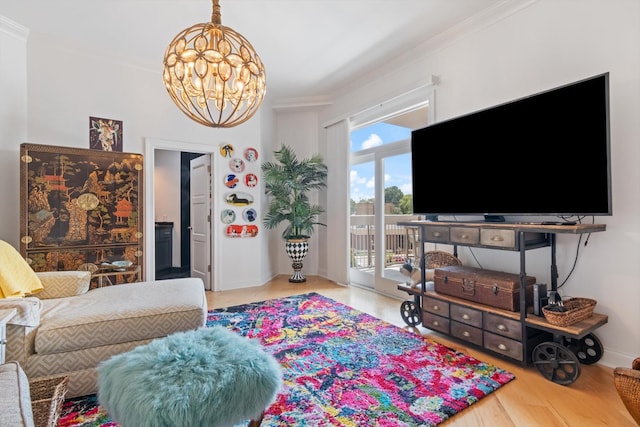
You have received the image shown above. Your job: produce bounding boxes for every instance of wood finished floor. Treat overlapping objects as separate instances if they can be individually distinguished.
[205,275,636,427]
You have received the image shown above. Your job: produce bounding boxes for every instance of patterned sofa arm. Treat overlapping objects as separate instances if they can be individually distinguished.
[0,297,42,327]
[35,271,92,299]
[0,298,42,365]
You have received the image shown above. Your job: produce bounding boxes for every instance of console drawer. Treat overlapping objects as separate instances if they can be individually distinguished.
[484,331,523,361]
[451,321,483,346]
[450,304,482,328]
[484,313,522,341]
[424,226,450,243]
[422,312,450,334]
[423,296,449,317]
[480,229,516,249]
[450,227,480,245]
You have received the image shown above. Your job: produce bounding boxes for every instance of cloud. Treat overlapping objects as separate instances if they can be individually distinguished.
[350,170,366,185]
[361,133,383,150]
[365,177,375,189]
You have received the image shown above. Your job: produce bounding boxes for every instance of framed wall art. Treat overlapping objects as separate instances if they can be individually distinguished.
[90,116,123,152]
[20,143,144,282]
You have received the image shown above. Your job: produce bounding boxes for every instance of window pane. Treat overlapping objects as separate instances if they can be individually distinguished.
[350,122,411,152]
[350,161,375,271]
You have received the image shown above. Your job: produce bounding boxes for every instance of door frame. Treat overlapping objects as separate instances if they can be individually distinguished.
[144,138,215,282]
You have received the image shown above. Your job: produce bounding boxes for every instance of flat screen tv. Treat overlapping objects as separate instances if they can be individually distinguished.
[411,72,611,221]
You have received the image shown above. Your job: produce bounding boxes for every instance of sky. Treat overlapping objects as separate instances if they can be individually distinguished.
[349,122,413,202]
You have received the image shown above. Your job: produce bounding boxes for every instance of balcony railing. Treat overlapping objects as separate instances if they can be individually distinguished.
[349,214,421,269]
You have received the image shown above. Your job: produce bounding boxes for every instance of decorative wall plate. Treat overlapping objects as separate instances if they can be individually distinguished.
[226,224,259,237]
[225,192,253,206]
[244,173,258,188]
[224,174,239,188]
[220,209,236,224]
[229,158,245,173]
[244,147,259,162]
[220,143,234,158]
[243,208,257,222]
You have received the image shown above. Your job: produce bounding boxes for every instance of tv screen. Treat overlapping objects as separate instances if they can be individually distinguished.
[411,72,611,220]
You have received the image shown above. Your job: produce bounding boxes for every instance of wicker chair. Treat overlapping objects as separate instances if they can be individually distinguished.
[614,357,640,425]
[423,250,462,269]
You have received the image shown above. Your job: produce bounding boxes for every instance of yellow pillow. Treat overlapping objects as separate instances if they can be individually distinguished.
[0,240,43,298]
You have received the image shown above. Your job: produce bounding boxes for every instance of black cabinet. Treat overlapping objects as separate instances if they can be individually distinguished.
[155,222,173,273]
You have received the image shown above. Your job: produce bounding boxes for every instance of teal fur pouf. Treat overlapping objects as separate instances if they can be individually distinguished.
[97,326,282,427]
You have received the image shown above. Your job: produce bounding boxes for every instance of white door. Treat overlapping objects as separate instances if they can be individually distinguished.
[190,155,212,290]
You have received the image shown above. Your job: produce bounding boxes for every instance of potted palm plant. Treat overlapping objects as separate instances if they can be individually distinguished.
[262,144,328,282]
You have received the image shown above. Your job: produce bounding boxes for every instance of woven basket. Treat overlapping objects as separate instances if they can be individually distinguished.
[613,357,640,424]
[30,375,69,427]
[423,251,462,269]
[542,297,596,327]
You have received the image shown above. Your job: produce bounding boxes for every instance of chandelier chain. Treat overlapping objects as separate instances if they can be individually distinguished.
[211,0,221,25]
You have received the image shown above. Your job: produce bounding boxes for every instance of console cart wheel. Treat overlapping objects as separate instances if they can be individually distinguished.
[400,300,420,326]
[565,333,603,365]
[532,342,581,385]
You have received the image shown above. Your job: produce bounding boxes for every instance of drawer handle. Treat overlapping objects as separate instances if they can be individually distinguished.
[497,324,507,331]
[432,321,439,327]
[462,331,471,337]
[433,232,441,237]
[432,305,439,311]
[461,234,469,239]
[462,314,470,320]
[491,235,504,242]
[498,343,508,351]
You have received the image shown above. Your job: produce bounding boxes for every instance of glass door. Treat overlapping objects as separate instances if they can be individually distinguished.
[349,119,423,298]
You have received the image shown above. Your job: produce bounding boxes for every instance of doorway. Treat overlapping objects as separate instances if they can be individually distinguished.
[155,151,203,280]
[349,122,416,297]
[348,102,432,299]
[144,138,214,287]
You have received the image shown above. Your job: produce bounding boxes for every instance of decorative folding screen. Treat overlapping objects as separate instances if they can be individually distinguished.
[20,143,144,282]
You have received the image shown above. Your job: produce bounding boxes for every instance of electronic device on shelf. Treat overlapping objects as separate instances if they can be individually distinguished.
[411,72,611,222]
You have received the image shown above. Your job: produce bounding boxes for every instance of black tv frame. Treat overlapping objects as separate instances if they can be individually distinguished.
[410,73,612,221]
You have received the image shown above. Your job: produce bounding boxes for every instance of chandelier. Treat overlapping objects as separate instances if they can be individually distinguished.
[163,0,266,128]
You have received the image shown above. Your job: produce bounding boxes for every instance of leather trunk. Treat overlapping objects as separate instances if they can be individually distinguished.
[434,265,535,311]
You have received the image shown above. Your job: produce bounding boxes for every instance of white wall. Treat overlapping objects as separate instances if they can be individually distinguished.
[1,26,273,291]
[212,131,269,290]
[0,17,28,247]
[314,0,640,367]
[270,110,323,277]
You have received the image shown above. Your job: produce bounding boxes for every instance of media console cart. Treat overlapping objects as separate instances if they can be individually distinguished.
[397,220,607,385]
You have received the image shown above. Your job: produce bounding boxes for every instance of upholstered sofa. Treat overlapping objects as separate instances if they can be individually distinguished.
[1,271,207,398]
[0,361,35,427]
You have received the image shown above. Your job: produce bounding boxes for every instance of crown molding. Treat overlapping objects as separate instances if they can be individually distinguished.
[0,14,29,40]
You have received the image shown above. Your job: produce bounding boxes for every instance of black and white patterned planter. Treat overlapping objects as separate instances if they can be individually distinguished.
[285,238,309,283]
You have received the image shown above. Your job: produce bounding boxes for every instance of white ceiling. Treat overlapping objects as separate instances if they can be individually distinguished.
[0,0,526,104]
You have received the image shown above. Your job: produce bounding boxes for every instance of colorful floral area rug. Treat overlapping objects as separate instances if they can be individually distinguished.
[59,292,514,426]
